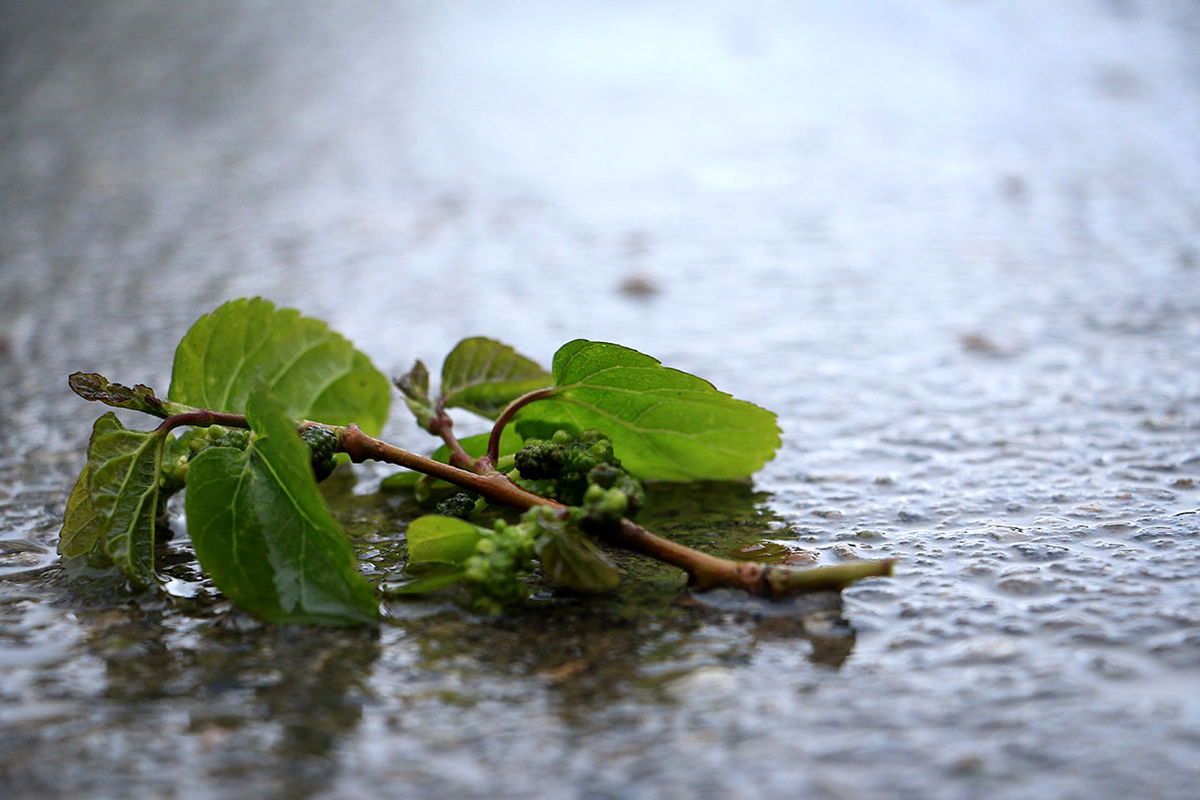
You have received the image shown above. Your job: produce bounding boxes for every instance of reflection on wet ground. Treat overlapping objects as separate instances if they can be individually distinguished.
[3,1,1200,798]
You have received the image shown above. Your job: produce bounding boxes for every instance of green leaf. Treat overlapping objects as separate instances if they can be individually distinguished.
[381,563,467,595]
[405,515,484,565]
[58,413,167,589]
[532,514,621,593]
[169,297,391,435]
[395,359,437,429]
[377,468,423,490]
[68,372,188,418]
[516,340,780,481]
[440,337,551,420]
[184,388,379,626]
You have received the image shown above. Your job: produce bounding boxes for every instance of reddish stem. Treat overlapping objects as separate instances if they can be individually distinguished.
[156,409,251,434]
[486,386,557,464]
[154,410,893,597]
[339,425,557,509]
[426,407,475,471]
[341,424,893,598]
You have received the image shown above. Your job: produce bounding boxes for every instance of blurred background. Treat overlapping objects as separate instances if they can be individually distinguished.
[6,1,1195,394]
[2,1,1199,798]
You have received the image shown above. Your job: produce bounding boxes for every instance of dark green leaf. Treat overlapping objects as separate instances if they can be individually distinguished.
[512,417,579,443]
[169,297,391,435]
[405,515,483,565]
[68,372,192,418]
[440,337,551,419]
[184,388,379,626]
[517,340,781,481]
[58,413,166,589]
[531,513,621,593]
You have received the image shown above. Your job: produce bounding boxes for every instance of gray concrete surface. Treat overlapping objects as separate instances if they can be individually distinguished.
[2,1,1199,798]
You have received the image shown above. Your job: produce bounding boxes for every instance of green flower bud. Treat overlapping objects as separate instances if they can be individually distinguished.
[602,488,629,518]
[584,483,606,505]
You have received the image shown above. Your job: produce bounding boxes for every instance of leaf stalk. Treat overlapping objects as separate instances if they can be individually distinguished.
[486,386,557,465]
[155,409,253,435]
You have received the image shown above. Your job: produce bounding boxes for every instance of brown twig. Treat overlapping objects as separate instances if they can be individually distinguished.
[339,424,555,508]
[155,409,252,435]
[154,411,893,597]
[426,398,476,471]
[340,424,894,597]
[485,386,557,465]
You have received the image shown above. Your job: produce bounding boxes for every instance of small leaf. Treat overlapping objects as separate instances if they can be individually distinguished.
[381,563,467,595]
[169,297,391,435]
[395,360,430,402]
[440,337,551,419]
[58,414,167,589]
[517,340,781,481]
[395,359,436,429]
[531,513,621,593]
[405,515,483,565]
[184,388,379,626]
[68,372,191,418]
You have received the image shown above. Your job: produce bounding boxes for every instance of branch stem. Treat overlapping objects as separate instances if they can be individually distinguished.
[156,409,252,434]
[486,386,557,464]
[426,411,475,471]
[339,425,557,509]
[341,424,893,597]
[154,410,893,598]
[596,519,895,597]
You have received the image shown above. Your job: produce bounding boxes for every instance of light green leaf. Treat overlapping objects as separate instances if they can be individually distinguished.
[440,337,551,420]
[381,563,467,595]
[377,468,423,490]
[169,297,391,435]
[405,515,484,565]
[58,413,166,589]
[531,514,621,593]
[184,388,379,626]
[516,340,780,481]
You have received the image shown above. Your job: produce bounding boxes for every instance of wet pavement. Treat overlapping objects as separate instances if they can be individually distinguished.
[2,1,1199,798]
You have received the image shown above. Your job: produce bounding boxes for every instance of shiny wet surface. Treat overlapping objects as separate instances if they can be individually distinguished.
[2,1,1199,798]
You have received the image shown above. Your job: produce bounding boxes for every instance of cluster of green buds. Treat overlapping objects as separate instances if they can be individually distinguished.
[164,423,340,496]
[462,517,538,614]
[435,492,479,520]
[191,425,252,452]
[298,425,340,482]
[513,429,644,513]
[161,425,255,493]
[580,481,632,534]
